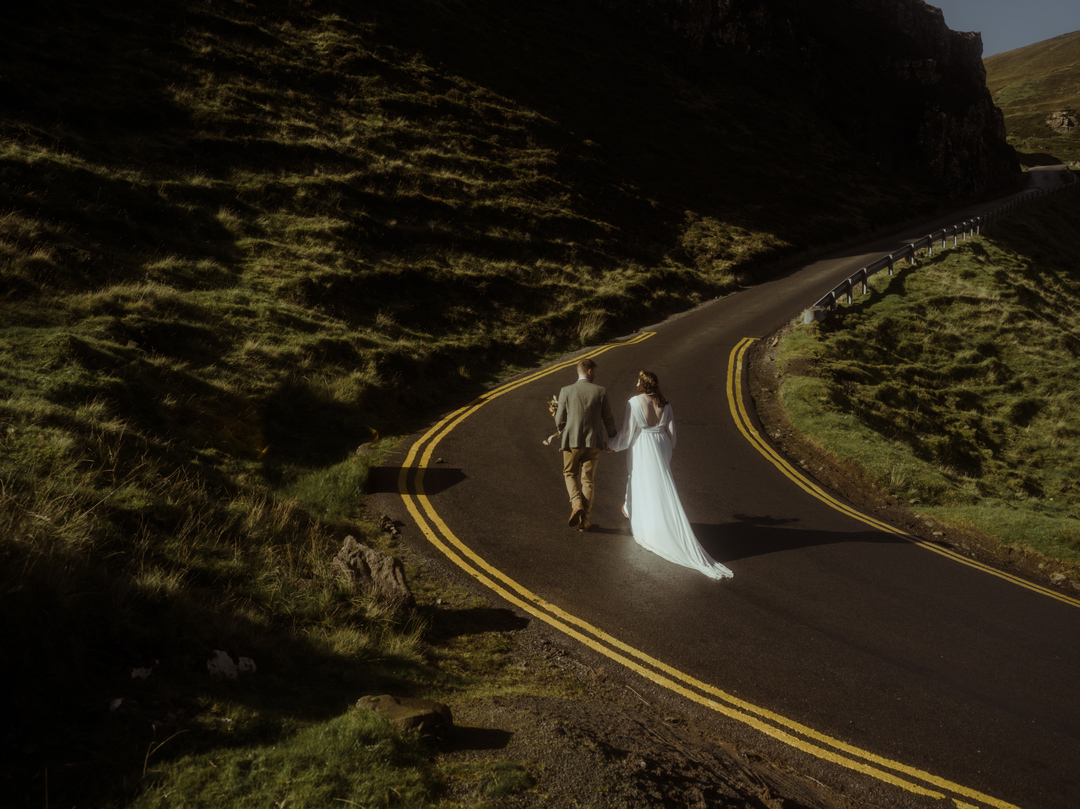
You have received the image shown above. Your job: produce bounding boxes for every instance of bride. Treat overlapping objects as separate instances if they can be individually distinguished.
[608,371,733,580]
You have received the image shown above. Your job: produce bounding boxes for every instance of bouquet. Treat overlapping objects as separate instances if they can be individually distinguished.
[543,395,560,446]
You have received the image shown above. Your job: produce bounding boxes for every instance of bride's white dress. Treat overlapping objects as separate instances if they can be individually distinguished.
[608,395,733,580]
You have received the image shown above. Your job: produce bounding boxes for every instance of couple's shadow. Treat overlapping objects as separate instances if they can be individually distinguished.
[595,512,906,562]
[584,523,630,537]
[694,513,907,562]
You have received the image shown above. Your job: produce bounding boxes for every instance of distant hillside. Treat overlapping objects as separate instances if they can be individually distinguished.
[984,30,1080,166]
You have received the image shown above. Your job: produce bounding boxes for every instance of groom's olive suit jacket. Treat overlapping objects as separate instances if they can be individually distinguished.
[555,379,617,451]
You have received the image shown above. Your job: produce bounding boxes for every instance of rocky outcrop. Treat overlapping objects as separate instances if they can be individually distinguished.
[1046,110,1078,133]
[601,0,1019,198]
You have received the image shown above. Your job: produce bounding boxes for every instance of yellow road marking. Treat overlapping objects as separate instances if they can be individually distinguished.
[396,333,1029,809]
[728,338,1080,610]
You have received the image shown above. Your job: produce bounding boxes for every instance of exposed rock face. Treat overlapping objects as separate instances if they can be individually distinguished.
[601,0,1018,198]
[1046,110,1078,133]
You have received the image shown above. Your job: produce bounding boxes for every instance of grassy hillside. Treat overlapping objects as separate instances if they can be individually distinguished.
[1,0,953,806]
[984,30,1080,166]
[770,188,1080,573]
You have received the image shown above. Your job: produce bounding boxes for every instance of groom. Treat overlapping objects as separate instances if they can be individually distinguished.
[555,357,618,533]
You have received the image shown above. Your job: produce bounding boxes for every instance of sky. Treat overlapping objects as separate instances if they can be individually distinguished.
[931,0,1080,57]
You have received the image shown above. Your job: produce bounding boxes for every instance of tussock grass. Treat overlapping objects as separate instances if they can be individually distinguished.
[775,191,1080,565]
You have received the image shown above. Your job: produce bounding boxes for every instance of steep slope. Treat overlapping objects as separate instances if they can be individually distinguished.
[984,30,1080,165]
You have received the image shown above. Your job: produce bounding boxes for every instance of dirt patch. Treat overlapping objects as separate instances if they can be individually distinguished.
[435,633,860,809]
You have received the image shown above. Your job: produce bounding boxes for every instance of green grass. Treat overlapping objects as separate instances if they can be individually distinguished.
[135,710,440,809]
[0,0,962,806]
[774,189,1080,565]
[984,31,1080,166]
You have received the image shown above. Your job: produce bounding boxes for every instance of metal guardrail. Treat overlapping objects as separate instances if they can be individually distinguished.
[802,177,1077,324]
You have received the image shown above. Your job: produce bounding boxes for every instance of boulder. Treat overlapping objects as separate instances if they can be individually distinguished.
[332,535,415,616]
[356,694,453,740]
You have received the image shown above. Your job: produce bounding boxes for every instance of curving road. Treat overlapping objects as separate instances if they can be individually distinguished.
[381,167,1080,809]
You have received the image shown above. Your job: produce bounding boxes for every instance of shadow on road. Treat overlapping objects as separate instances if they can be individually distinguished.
[582,523,632,537]
[424,606,532,641]
[694,515,905,562]
[367,465,467,495]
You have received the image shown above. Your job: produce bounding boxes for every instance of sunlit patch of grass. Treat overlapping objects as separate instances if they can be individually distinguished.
[678,212,794,284]
[283,454,373,523]
[776,192,1080,564]
[131,709,439,809]
[577,311,608,345]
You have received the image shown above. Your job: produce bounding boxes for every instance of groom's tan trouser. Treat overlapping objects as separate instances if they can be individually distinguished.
[563,447,602,520]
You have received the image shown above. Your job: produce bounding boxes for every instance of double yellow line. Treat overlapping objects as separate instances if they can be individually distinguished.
[397,333,1024,809]
[728,338,1080,611]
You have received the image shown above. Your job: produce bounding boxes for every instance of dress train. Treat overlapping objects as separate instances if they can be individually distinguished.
[609,396,732,580]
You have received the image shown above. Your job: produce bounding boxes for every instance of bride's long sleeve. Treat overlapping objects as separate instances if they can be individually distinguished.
[607,400,637,452]
[664,404,676,449]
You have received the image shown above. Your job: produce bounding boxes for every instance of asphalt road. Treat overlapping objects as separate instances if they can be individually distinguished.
[384,167,1080,809]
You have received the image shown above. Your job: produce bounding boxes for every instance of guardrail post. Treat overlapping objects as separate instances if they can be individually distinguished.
[927,235,934,257]
[887,255,894,276]
[909,245,917,265]
[860,269,868,296]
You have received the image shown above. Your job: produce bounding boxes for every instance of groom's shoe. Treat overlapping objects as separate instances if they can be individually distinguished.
[579,518,592,533]
[568,505,584,528]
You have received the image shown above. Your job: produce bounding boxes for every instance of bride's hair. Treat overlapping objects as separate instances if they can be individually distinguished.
[638,370,668,407]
